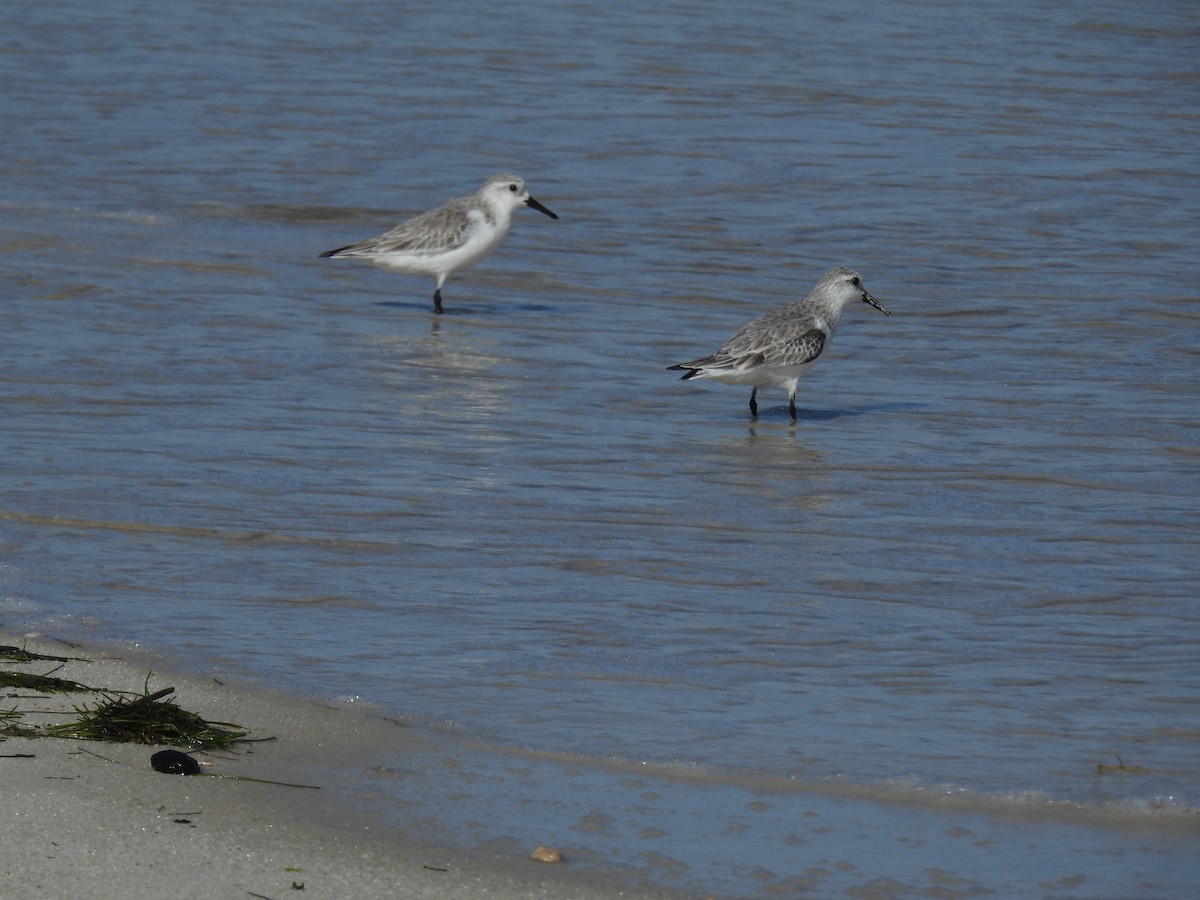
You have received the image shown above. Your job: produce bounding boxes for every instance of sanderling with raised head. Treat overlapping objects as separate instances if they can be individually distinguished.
[319,173,559,314]
[668,266,891,420]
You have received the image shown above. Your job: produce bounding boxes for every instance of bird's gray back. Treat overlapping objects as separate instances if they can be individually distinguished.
[349,195,481,256]
[682,302,828,372]
[720,315,826,367]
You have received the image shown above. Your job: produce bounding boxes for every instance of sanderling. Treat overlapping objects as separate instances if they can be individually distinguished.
[667,266,891,420]
[319,173,558,314]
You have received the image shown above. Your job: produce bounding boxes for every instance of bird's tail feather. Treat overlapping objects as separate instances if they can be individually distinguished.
[666,364,702,381]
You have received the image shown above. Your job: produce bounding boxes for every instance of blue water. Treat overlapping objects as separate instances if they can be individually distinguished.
[3,1,1199,896]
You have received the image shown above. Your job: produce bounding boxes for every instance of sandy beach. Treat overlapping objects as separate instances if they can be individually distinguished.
[0,630,682,900]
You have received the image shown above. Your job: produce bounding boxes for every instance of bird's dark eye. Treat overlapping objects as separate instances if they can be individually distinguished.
[508,183,518,192]
[851,276,861,286]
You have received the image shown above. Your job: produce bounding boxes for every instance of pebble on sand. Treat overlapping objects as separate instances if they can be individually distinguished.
[530,846,563,863]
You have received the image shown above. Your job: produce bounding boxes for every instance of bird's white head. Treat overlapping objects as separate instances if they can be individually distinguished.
[817,266,890,316]
[481,173,559,220]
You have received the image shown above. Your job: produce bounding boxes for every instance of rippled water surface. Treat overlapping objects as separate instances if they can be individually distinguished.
[3,1,1199,896]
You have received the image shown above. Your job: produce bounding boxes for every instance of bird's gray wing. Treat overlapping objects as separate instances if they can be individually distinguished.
[336,197,477,257]
[766,327,826,367]
[683,325,825,374]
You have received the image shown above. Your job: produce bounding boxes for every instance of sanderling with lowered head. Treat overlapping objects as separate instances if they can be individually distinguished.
[667,266,891,420]
[319,173,559,314]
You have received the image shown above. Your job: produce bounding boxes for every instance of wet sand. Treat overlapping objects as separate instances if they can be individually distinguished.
[5,628,1198,898]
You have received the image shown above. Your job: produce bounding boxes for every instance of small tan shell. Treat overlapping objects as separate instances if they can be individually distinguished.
[529,846,563,863]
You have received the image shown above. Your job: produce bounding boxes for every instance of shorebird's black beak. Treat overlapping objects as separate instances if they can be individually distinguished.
[526,196,559,220]
[863,290,891,316]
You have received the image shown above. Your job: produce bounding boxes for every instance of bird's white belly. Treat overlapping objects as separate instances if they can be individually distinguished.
[705,359,818,388]
[371,238,486,276]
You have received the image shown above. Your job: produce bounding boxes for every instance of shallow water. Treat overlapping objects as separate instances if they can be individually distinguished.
[3,0,1199,895]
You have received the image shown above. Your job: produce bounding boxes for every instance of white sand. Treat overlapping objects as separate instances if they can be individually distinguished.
[0,631,680,900]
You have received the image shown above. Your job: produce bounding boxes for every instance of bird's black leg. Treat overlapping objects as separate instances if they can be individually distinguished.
[788,393,797,421]
[748,387,758,418]
[432,288,444,315]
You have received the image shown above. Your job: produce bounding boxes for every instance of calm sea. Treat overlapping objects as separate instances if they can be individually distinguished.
[3,1,1198,896]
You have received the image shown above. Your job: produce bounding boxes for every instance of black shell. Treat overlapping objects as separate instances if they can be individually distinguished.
[150,749,201,775]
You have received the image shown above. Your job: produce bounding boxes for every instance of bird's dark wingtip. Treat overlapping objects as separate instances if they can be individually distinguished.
[319,246,352,258]
[667,364,700,381]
